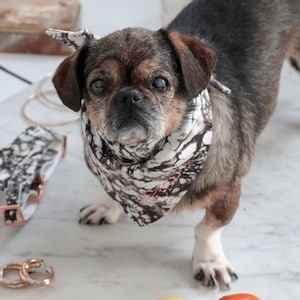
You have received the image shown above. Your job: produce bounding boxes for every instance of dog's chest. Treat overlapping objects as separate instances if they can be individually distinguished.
[82,90,213,226]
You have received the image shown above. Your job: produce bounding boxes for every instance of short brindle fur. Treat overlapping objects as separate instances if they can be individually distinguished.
[53,0,300,290]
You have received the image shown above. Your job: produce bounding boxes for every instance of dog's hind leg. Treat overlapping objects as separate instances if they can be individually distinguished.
[192,178,240,290]
[287,27,300,72]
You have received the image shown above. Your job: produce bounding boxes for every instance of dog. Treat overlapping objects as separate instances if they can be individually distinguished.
[52,0,300,290]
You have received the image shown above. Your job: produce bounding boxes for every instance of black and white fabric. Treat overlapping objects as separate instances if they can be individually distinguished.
[46,28,100,49]
[0,126,66,226]
[82,89,213,226]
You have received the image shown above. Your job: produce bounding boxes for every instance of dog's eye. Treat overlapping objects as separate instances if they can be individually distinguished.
[152,77,168,91]
[90,79,105,94]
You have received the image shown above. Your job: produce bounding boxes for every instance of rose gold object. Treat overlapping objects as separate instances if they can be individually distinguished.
[20,259,54,286]
[0,176,46,227]
[0,259,54,288]
[0,263,29,288]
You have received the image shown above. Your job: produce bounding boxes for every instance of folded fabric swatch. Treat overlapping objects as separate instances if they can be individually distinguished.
[0,126,66,226]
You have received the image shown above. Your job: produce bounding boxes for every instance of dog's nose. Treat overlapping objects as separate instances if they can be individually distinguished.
[116,89,144,104]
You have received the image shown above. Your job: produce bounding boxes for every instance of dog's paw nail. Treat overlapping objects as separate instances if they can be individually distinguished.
[230,272,238,281]
[99,217,108,225]
[79,205,88,213]
[207,275,216,287]
[78,218,82,224]
[86,219,92,225]
[194,269,205,281]
[224,283,231,290]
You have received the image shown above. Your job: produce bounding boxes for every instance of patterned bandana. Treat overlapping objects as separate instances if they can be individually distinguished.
[82,89,213,226]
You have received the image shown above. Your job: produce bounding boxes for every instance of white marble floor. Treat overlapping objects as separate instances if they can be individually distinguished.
[1,2,300,300]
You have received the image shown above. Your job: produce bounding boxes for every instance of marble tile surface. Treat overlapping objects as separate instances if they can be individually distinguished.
[0,48,300,300]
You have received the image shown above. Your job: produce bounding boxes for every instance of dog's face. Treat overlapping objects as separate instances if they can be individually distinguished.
[53,28,216,145]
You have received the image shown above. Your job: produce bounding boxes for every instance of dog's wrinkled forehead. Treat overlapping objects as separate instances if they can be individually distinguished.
[84,28,176,75]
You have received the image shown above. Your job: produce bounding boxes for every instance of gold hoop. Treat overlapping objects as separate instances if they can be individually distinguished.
[20,259,54,286]
[21,90,80,127]
[0,263,29,288]
[35,72,66,109]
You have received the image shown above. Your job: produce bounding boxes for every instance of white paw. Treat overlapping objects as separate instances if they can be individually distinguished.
[193,256,238,289]
[79,197,123,225]
[192,222,238,289]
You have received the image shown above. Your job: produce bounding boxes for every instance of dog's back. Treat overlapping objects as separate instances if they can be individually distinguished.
[168,0,300,79]
[168,0,300,175]
[168,0,300,118]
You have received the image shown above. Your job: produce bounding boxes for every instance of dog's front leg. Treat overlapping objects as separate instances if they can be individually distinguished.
[193,179,240,290]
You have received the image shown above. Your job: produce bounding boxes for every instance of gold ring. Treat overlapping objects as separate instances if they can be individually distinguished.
[20,259,54,286]
[0,263,29,288]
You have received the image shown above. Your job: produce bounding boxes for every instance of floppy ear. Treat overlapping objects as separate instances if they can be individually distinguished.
[52,48,85,112]
[164,30,216,98]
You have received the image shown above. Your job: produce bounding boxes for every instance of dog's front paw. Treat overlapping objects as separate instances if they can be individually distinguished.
[79,197,123,225]
[192,222,238,290]
[193,258,238,290]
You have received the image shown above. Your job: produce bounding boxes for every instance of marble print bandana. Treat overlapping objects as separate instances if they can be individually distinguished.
[82,89,213,226]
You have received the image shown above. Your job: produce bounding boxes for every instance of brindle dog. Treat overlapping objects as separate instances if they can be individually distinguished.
[52,0,300,290]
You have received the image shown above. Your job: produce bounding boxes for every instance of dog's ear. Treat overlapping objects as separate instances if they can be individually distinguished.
[52,47,86,112]
[163,30,216,98]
